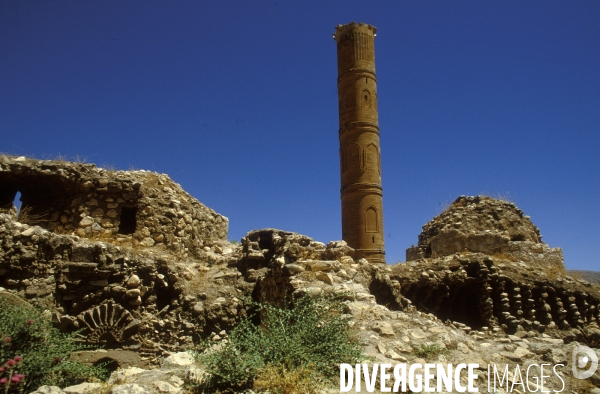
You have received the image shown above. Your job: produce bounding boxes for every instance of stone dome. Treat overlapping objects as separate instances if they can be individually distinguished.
[412,195,542,259]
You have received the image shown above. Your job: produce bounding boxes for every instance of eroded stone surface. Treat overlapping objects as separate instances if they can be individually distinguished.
[406,195,564,275]
[0,155,227,258]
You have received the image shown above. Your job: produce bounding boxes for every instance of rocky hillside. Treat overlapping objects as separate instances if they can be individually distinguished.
[569,271,600,286]
[2,156,600,393]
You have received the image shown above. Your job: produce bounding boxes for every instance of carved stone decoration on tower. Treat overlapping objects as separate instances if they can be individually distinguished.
[334,22,385,264]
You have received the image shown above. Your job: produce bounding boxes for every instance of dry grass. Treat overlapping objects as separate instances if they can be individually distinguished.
[182,265,210,296]
[492,252,519,262]
[100,162,118,172]
[16,205,51,225]
[253,364,325,394]
[83,229,119,242]
[36,153,92,163]
[568,270,584,280]
[51,153,70,161]
[544,262,567,280]
[478,192,514,203]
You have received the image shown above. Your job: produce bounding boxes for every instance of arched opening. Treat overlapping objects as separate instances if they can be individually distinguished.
[365,206,378,233]
[436,284,486,329]
[345,143,362,173]
[361,89,371,108]
[364,144,379,174]
[401,280,487,330]
[0,172,73,229]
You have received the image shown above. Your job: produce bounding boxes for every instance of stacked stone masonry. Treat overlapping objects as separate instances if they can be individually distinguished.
[0,155,228,258]
[406,195,564,274]
[391,253,600,335]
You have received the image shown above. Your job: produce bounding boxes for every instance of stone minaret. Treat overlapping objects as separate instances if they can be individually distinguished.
[334,22,385,264]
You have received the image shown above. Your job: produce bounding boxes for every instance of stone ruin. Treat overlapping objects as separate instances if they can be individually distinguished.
[0,155,228,258]
[395,195,594,335]
[0,155,232,366]
[405,195,564,273]
[1,156,600,373]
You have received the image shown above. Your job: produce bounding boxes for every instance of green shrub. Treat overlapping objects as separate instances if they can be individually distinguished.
[412,343,446,359]
[196,294,363,391]
[0,300,108,393]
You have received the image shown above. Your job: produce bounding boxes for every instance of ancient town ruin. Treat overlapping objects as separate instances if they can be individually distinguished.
[0,155,228,258]
[1,154,600,391]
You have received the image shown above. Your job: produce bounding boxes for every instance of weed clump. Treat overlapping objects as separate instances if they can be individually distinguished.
[195,294,363,392]
[0,299,108,393]
[413,343,447,360]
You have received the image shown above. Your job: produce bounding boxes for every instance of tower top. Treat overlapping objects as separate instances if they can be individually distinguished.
[333,22,377,42]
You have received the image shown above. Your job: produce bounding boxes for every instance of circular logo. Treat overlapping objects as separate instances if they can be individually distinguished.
[572,345,598,379]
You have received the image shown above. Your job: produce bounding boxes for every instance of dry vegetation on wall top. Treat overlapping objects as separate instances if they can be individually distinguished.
[3,155,600,393]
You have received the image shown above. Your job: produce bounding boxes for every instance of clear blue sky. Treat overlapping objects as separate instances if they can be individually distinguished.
[1,1,598,269]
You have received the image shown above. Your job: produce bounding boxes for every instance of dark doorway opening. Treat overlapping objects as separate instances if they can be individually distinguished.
[402,281,487,330]
[118,207,137,234]
[435,284,486,329]
[369,277,402,310]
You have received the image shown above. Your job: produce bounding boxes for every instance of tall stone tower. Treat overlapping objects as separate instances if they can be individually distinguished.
[334,22,385,264]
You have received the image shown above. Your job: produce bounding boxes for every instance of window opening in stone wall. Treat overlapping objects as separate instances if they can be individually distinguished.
[118,207,137,234]
[13,191,30,223]
[13,191,22,214]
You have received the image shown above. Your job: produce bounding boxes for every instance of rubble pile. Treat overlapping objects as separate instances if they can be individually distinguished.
[237,228,406,308]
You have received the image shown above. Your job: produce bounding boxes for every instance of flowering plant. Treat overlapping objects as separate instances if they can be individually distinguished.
[1,301,108,393]
[0,355,25,394]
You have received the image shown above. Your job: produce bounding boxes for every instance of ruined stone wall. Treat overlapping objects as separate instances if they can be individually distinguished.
[391,253,600,335]
[237,228,406,309]
[406,195,564,274]
[2,211,600,370]
[0,155,228,258]
[0,211,241,361]
[0,216,392,362]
